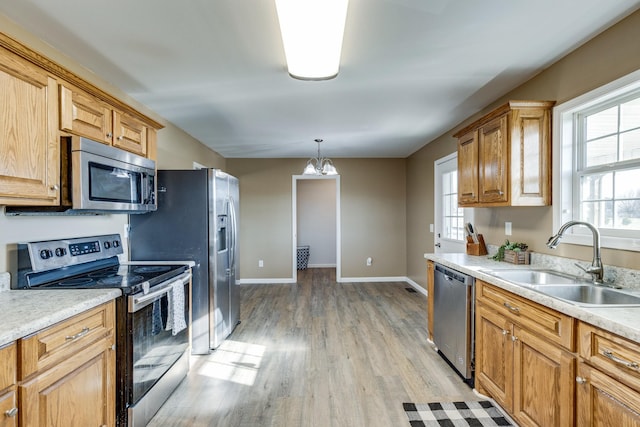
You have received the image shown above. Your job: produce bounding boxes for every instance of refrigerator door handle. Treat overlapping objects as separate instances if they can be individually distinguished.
[228,196,237,271]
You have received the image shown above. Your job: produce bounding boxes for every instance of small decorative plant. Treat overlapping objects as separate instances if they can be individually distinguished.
[491,240,529,261]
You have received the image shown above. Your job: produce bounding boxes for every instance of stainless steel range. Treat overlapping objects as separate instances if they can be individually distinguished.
[12,234,191,427]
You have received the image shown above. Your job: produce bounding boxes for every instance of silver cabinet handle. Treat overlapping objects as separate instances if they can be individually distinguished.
[65,326,90,341]
[511,335,518,342]
[5,407,18,417]
[576,376,587,385]
[117,135,124,140]
[502,329,509,336]
[503,302,520,313]
[50,184,59,191]
[602,349,640,371]
[106,132,113,138]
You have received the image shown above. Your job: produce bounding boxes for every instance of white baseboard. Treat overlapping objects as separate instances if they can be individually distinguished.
[238,278,297,284]
[238,275,427,296]
[307,263,337,268]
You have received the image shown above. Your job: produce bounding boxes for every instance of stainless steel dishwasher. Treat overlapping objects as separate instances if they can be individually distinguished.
[432,263,475,385]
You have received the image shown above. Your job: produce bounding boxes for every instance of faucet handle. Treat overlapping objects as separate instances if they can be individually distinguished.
[574,262,589,273]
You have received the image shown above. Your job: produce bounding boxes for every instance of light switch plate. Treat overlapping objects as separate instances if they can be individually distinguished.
[505,222,512,236]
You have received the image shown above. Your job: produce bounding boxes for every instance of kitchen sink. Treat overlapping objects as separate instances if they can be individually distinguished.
[530,285,640,307]
[483,269,589,286]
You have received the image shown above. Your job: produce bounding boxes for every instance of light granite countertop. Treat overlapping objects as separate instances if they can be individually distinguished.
[0,289,121,347]
[424,252,640,344]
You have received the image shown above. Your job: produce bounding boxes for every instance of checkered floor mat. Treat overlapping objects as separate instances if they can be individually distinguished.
[403,401,514,426]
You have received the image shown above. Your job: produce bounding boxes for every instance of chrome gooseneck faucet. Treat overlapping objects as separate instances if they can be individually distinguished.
[546,220,604,284]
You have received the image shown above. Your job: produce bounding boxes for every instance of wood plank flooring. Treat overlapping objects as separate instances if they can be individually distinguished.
[148,268,477,427]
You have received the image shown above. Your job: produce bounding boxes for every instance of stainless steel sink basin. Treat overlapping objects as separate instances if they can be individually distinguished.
[484,269,588,286]
[530,285,640,307]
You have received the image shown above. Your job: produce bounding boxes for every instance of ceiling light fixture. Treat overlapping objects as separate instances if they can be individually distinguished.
[275,0,349,80]
[303,139,338,175]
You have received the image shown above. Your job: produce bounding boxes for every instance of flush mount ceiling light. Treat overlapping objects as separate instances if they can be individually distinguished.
[275,0,349,80]
[303,139,338,175]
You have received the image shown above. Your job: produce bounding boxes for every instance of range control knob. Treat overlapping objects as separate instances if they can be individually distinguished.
[54,247,67,257]
[104,241,111,249]
[112,240,120,248]
[39,249,53,260]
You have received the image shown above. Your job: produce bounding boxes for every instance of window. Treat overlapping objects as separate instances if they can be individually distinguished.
[554,69,640,251]
[442,170,464,241]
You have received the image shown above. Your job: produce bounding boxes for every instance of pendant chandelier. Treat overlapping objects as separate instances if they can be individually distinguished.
[302,139,338,175]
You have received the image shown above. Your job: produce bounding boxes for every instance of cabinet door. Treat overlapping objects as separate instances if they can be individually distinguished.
[19,342,115,427]
[113,111,148,156]
[509,107,551,206]
[512,326,575,427]
[0,391,17,427]
[0,50,59,205]
[475,304,513,412]
[577,362,640,426]
[478,115,508,204]
[457,131,478,205]
[59,84,113,144]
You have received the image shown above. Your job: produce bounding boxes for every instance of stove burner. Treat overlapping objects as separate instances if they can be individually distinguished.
[98,274,145,286]
[58,277,95,287]
[88,270,118,279]
[133,266,172,274]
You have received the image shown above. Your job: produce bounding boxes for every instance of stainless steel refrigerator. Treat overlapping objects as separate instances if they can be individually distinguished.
[129,169,240,354]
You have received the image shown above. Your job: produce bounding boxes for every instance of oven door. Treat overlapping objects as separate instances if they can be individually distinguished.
[127,272,191,405]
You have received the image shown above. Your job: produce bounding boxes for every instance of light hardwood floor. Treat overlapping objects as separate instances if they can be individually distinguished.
[148,268,477,427]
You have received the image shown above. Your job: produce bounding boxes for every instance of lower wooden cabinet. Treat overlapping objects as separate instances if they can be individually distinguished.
[426,260,434,341]
[475,281,576,427]
[576,361,640,426]
[17,302,116,427]
[0,391,17,427]
[0,343,17,427]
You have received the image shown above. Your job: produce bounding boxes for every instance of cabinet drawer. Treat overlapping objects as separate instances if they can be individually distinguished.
[0,344,16,392]
[19,301,115,379]
[0,391,18,427]
[476,281,575,350]
[579,322,640,391]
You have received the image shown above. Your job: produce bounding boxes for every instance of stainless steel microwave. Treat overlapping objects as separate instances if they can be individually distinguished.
[6,136,156,215]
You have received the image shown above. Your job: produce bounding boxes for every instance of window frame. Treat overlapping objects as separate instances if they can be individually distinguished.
[553,68,640,252]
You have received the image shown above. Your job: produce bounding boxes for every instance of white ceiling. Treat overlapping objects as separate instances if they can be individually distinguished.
[1,0,639,158]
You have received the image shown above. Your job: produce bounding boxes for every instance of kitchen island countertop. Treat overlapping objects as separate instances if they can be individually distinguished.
[425,252,640,343]
[0,289,121,347]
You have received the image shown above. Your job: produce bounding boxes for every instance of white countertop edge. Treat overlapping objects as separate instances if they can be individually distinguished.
[0,289,121,347]
[425,253,640,344]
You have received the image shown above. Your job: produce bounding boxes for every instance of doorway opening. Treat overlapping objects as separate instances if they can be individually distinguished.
[434,153,473,254]
[292,175,341,282]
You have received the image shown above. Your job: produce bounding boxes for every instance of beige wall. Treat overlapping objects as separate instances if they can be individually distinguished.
[228,158,407,280]
[0,16,222,274]
[406,9,640,288]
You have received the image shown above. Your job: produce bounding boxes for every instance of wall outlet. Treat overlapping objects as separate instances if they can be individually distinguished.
[505,222,512,236]
[258,260,264,268]
[429,224,434,233]
[366,257,372,266]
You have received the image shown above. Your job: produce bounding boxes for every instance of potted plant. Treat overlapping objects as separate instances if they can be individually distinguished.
[491,240,530,264]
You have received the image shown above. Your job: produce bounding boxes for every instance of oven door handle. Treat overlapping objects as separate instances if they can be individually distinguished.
[128,271,191,313]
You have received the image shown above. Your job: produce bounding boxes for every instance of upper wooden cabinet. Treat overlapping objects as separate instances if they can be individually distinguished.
[0,48,60,206]
[60,84,154,157]
[454,101,555,207]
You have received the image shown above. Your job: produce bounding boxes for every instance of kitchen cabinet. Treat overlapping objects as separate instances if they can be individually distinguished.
[576,322,640,426]
[0,343,17,427]
[60,83,154,158]
[0,47,59,206]
[475,280,575,426]
[454,101,554,207]
[426,260,434,341]
[18,301,115,427]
